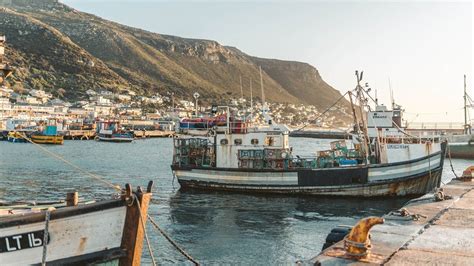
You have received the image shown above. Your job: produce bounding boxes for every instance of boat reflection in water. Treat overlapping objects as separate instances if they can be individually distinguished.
[168,189,410,264]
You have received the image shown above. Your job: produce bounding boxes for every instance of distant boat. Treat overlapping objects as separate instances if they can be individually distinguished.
[447,75,474,159]
[96,121,134,142]
[447,133,474,159]
[6,131,28,143]
[31,120,64,145]
[0,182,153,265]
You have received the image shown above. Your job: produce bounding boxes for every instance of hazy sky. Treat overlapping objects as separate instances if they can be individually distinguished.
[62,0,472,123]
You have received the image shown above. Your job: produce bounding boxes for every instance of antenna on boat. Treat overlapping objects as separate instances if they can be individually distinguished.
[259,66,272,124]
[389,78,394,109]
[375,89,378,105]
[250,78,253,122]
[259,66,266,122]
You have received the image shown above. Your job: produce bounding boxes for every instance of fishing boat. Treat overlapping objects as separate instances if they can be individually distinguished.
[96,121,134,142]
[6,131,28,143]
[31,120,64,145]
[0,182,152,265]
[171,71,447,197]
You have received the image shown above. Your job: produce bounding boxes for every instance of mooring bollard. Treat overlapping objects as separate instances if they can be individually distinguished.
[66,192,79,206]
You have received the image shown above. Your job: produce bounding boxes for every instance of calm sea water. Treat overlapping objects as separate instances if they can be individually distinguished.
[0,138,472,264]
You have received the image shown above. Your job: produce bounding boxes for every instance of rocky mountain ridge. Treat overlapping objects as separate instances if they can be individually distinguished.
[0,0,351,122]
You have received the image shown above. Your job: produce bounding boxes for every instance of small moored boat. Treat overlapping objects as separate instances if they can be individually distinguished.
[31,120,64,145]
[96,121,134,142]
[7,131,28,143]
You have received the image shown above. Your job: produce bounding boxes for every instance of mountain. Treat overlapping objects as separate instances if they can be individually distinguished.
[0,0,351,120]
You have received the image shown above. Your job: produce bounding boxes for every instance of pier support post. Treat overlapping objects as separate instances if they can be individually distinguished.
[119,181,153,266]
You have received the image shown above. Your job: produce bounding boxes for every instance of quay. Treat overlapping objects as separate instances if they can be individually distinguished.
[133,130,174,138]
[311,172,474,265]
[61,129,96,140]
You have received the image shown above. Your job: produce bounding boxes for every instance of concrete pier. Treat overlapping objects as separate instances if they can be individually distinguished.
[311,178,474,265]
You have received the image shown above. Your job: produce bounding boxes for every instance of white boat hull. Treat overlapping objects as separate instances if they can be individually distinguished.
[0,200,126,265]
[172,150,445,197]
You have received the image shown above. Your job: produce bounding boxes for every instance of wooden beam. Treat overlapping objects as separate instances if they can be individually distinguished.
[119,181,153,266]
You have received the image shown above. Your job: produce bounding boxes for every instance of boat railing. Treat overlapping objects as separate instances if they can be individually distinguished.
[380,136,441,144]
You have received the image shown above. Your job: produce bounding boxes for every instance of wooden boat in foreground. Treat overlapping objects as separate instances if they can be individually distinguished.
[0,182,152,265]
[171,72,447,197]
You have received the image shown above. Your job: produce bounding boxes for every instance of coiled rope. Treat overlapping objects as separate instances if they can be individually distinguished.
[147,214,200,265]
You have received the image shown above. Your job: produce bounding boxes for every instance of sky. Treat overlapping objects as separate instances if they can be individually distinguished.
[62,0,473,123]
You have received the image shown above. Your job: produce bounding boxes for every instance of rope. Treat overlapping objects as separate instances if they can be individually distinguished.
[428,142,432,181]
[17,132,121,191]
[446,143,461,179]
[147,214,200,265]
[294,91,349,132]
[134,195,157,266]
[41,210,51,266]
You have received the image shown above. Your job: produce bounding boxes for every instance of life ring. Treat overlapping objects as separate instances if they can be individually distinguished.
[208,129,216,137]
[168,134,174,138]
[94,136,100,141]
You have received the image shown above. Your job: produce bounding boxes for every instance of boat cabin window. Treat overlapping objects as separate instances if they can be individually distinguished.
[251,138,259,145]
[220,139,228,145]
[265,137,274,146]
[234,138,242,145]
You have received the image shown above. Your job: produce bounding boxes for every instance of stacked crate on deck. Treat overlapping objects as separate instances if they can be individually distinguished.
[188,138,212,166]
[264,149,289,170]
[174,138,190,166]
[174,138,215,167]
[238,149,265,169]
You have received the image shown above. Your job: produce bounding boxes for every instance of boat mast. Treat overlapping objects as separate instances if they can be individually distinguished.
[464,74,471,134]
[355,70,370,164]
[259,66,267,123]
[250,78,253,122]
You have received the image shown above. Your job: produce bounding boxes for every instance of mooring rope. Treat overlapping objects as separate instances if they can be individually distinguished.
[147,214,200,265]
[294,91,349,132]
[17,132,121,191]
[41,209,51,266]
[446,143,461,179]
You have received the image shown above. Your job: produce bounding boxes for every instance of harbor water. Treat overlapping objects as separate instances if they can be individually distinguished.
[0,138,471,264]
